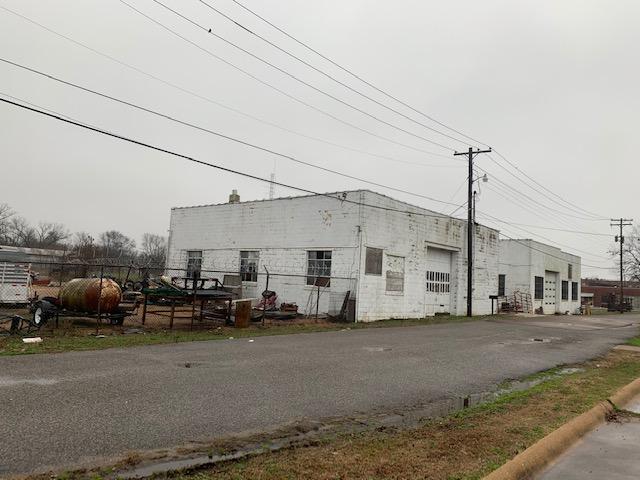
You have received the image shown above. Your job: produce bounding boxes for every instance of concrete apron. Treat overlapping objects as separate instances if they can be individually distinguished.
[483,372,640,480]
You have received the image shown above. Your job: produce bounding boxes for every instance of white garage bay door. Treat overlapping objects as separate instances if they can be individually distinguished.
[544,271,557,314]
[425,248,452,316]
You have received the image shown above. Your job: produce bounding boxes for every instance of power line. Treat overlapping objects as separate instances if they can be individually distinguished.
[0,96,470,221]
[476,211,611,262]
[180,0,609,225]
[481,179,610,242]
[478,159,607,221]
[132,0,458,151]
[492,148,608,220]
[485,227,612,271]
[482,220,611,237]
[0,5,459,171]
[226,0,612,224]
[196,0,473,148]
[0,57,464,209]
[227,0,487,147]
[115,0,460,159]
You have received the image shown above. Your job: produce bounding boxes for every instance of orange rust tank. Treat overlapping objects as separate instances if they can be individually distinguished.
[59,278,122,313]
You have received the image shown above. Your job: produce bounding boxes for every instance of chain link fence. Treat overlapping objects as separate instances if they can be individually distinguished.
[0,260,356,335]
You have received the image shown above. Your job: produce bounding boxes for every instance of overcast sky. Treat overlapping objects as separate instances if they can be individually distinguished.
[1,0,637,277]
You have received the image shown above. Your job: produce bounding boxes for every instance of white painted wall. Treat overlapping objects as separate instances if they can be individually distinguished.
[167,190,500,322]
[167,192,361,317]
[356,191,499,320]
[499,239,581,314]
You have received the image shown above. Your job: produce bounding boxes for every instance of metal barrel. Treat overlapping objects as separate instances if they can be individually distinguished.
[59,278,122,314]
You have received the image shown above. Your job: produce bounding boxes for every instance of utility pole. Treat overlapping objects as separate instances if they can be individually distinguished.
[611,218,633,313]
[454,147,491,317]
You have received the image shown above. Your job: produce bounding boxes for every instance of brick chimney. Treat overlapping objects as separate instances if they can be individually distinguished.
[229,189,240,204]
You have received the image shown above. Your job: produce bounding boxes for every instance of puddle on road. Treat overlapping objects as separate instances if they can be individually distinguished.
[114,366,583,479]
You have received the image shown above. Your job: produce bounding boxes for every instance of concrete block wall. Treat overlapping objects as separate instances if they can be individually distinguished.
[357,191,499,320]
[166,190,500,322]
[167,192,362,316]
[499,239,581,314]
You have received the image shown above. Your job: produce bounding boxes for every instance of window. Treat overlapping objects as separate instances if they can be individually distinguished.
[534,276,544,299]
[386,255,405,292]
[572,281,578,301]
[307,251,331,286]
[498,274,506,297]
[186,250,202,279]
[365,247,383,275]
[568,264,573,280]
[426,270,450,294]
[240,251,259,282]
[562,280,569,300]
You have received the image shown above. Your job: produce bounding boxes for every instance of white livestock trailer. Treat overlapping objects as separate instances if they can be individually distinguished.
[0,262,31,306]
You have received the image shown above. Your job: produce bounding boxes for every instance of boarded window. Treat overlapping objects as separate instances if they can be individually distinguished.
[365,247,383,275]
[307,251,331,286]
[498,274,506,297]
[571,281,578,301]
[240,251,259,282]
[568,264,573,280]
[386,255,405,292]
[186,250,202,279]
[534,276,544,299]
[562,280,569,300]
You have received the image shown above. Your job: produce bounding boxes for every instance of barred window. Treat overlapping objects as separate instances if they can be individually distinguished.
[307,251,331,287]
[534,276,544,299]
[568,264,573,280]
[240,251,259,282]
[561,280,569,300]
[365,247,383,275]
[186,250,202,279]
[571,281,578,301]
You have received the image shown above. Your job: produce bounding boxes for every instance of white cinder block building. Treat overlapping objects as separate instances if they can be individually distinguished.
[498,239,581,314]
[166,190,500,322]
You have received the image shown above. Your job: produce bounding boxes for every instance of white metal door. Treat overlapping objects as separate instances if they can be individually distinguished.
[543,271,557,314]
[425,248,452,316]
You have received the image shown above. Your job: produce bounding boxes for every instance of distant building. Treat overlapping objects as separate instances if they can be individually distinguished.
[581,278,640,310]
[499,239,581,314]
[0,245,66,265]
[166,190,500,321]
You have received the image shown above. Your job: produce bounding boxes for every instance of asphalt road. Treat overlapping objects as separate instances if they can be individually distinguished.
[1,315,638,476]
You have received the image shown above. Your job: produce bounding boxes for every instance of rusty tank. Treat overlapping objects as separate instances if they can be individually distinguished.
[59,278,122,314]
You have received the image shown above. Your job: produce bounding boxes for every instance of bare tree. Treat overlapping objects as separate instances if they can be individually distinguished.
[609,225,640,281]
[72,232,96,260]
[140,233,167,267]
[0,203,15,244]
[34,222,69,249]
[99,230,136,262]
[6,216,37,247]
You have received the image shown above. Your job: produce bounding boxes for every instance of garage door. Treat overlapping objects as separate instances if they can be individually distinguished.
[544,271,557,314]
[425,248,452,316]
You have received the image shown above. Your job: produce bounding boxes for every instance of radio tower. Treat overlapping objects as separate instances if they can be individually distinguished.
[269,172,275,200]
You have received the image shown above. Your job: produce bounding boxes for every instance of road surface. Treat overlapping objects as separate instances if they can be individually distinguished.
[0,315,638,475]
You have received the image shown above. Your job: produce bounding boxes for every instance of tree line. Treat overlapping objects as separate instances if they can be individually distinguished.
[0,203,166,266]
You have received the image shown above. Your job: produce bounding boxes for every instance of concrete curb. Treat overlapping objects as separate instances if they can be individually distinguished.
[483,376,640,480]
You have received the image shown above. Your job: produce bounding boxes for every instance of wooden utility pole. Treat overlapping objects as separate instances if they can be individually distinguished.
[454,147,491,317]
[611,218,633,313]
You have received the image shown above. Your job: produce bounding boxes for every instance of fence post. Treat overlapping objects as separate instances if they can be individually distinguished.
[96,264,104,335]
